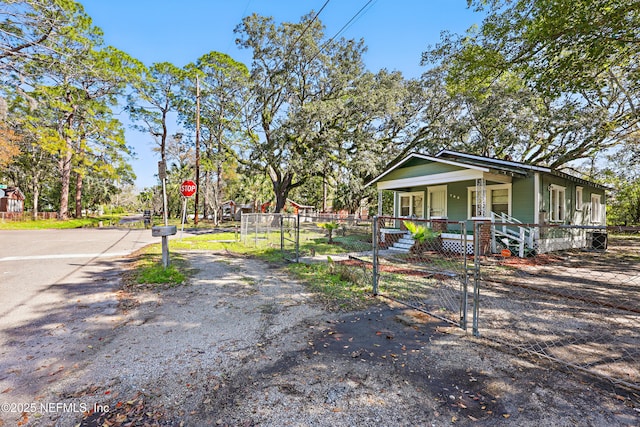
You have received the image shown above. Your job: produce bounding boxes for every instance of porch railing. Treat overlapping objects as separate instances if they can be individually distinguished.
[490,211,535,257]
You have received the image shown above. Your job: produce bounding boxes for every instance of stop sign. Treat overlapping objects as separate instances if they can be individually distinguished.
[180,180,197,197]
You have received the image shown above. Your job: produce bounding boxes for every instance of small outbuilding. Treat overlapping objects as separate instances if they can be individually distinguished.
[0,186,25,213]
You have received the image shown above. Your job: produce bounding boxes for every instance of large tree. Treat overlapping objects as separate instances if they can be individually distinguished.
[2,1,142,219]
[234,12,369,212]
[33,45,142,219]
[128,61,183,223]
[422,0,640,167]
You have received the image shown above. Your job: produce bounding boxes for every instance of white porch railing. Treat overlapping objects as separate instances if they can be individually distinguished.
[490,212,535,257]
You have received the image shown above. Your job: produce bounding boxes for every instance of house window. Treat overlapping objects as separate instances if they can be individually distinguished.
[399,192,424,218]
[467,184,512,218]
[591,194,602,224]
[400,195,411,216]
[491,188,509,216]
[550,184,566,222]
[576,187,583,211]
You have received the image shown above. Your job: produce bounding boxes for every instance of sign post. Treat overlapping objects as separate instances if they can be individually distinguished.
[180,180,197,238]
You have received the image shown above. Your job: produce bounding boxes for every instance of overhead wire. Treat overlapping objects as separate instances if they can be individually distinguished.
[202,0,333,124]
[310,0,377,62]
[223,0,254,56]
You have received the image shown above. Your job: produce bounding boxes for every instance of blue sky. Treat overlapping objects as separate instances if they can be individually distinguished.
[79,0,483,189]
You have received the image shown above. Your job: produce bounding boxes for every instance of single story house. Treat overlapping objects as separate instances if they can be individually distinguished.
[367,150,607,255]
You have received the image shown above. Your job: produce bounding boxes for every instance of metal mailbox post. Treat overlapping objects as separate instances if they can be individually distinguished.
[152,225,177,268]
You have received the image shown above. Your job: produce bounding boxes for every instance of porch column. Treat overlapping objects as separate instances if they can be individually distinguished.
[475,178,487,217]
[378,190,383,216]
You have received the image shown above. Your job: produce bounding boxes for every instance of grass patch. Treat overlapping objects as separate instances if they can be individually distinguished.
[171,234,284,263]
[286,261,376,311]
[124,245,189,288]
[136,263,186,285]
[0,215,123,230]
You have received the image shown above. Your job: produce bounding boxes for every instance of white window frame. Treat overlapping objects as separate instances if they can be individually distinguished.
[576,186,583,211]
[398,191,425,218]
[427,185,447,218]
[467,183,512,219]
[591,193,602,224]
[550,184,566,222]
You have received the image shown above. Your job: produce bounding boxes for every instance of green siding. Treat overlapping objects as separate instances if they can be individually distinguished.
[540,174,606,225]
[446,181,470,220]
[384,160,605,225]
[382,160,466,182]
[512,177,535,223]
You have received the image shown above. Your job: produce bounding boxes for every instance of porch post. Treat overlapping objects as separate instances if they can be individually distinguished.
[475,178,487,217]
[377,190,383,216]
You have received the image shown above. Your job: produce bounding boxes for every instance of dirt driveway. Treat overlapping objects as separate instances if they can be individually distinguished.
[2,250,638,426]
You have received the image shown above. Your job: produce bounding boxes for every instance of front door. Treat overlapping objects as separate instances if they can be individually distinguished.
[427,185,447,218]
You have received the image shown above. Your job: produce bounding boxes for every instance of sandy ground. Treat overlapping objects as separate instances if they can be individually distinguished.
[1,250,638,426]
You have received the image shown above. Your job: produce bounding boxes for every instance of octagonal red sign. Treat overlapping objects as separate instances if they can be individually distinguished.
[180,180,197,197]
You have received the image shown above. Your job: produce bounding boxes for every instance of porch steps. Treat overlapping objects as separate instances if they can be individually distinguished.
[388,233,414,253]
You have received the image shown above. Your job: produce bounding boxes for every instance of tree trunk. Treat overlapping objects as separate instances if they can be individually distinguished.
[31,173,40,221]
[59,148,72,220]
[270,169,293,213]
[74,171,83,218]
[203,170,210,220]
[58,104,76,221]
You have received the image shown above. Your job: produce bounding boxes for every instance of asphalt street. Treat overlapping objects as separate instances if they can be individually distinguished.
[0,228,157,330]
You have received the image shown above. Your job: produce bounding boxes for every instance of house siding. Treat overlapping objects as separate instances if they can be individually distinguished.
[382,161,466,182]
[539,174,606,226]
[512,176,535,223]
[447,181,470,220]
[373,151,609,255]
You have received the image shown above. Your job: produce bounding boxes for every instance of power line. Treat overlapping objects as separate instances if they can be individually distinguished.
[199,0,332,123]
[310,0,377,63]
[223,0,254,55]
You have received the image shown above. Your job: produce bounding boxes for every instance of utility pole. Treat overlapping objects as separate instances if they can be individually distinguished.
[194,75,201,225]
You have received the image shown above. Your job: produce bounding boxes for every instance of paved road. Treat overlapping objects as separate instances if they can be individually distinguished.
[0,228,162,415]
[0,228,157,325]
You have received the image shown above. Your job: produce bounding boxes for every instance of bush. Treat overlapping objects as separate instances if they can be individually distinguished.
[317,221,341,243]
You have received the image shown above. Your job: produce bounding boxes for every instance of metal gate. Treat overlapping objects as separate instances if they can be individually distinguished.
[372,216,471,329]
[280,214,299,262]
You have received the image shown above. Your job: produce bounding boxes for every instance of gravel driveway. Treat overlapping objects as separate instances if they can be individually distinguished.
[2,250,638,426]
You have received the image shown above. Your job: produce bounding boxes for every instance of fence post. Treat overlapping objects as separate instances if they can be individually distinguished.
[460,221,468,331]
[372,215,379,296]
[295,213,300,263]
[472,221,481,337]
[280,215,285,256]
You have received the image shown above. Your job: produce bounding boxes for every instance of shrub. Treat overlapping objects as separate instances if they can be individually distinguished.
[318,221,341,243]
[403,220,439,243]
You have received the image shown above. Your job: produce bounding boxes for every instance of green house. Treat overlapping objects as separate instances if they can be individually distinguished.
[367,150,607,255]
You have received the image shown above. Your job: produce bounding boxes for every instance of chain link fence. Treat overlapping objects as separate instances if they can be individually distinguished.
[242,212,640,390]
[372,216,471,328]
[472,222,640,391]
[240,213,283,248]
[297,214,374,255]
[240,212,374,259]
